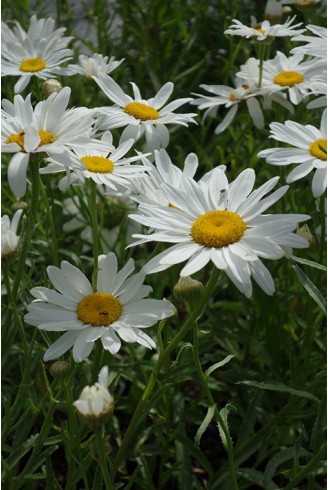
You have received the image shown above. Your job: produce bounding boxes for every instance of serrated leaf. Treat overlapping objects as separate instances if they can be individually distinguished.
[237,380,319,403]
[5,434,39,469]
[194,405,216,448]
[264,447,310,487]
[290,255,327,271]
[237,468,277,489]
[204,355,235,379]
[217,404,234,450]
[293,265,326,313]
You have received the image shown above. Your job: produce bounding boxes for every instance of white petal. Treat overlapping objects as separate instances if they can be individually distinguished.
[8,152,29,197]
[43,330,79,361]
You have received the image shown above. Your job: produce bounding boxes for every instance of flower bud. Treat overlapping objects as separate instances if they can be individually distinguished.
[264,0,283,23]
[49,360,71,378]
[42,79,63,98]
[297,224,316,248]
[173,276,205,303]
[73,366,114,427]
[11,201,28,211]
[282,6,293,14]
[1,210,23,260]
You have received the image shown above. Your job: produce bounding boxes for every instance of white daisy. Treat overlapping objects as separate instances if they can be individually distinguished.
[128,168,310,298]
[1,15,73,93]
[1,209,23,259]
[93,73,197,152]
[40,131,150,192]
[224,15,304,40]
[66,53,125,79]
[291,25,327,60]
[237,51,323,105]
[73,366,114,423]
[191,79,293,134]
[24,252,175,362]
[258,109,327,197]
[2,87,95,197]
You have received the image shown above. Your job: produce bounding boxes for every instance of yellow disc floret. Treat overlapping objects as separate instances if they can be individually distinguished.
[5,129,57,151]
[124,102,160,121]
[38,130,57,146]
[191,210,247,248]
[273,71,304,87]
[6,130,25,150]
[19,57,47,72]
[77,292,122,326]
[309,138,327,161]
[81,156,115,173]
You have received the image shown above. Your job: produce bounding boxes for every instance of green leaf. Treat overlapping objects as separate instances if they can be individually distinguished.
[264,447,310,487]
[5,434,39,470]
[237,381,319,402]
[290,255,327,271]
[204,355,235,379]
[237,468,276,489]
[293,265,326,313]
[217,404,235,450]
[194,405,216,448]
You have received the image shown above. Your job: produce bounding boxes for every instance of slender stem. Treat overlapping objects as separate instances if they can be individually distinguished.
[319,195,326,263]
[192,322,239,490]
[95,428,113,489]
[111,268,220,480]
[89,180,99,291]
[39,176,59,266]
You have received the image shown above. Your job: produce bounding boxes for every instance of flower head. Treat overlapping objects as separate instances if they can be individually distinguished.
[24,252,175,362]
[1,15,73,93]
[129,168,310,298]
[67,53,124,79]
[224,16,304,41]
[93,74,197,152]
[258,109,327,197]
[2,87,95,197]
[73,366,114,424]
[1,209,23,259]
[291,25,327,60]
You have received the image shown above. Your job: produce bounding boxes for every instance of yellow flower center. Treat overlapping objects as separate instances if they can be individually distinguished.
[77,292,122,326]
[229,93,237,101]
[19,57,47,72]
[273,71,304,87]
[255,27,266,35]
[191,210,247,248]
[81,156,115,173]
[309,138,327,161]
[5,129,57,150]
[124,102,160,121]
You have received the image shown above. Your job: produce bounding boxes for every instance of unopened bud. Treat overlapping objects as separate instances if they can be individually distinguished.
[282,6,293,14]
[173,276,205,303]
[49,360,71,378]
[264,0,283,23]
[42,79,63,98]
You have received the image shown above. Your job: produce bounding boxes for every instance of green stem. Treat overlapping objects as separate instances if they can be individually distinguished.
[111,268,220,480]
[89,180,99,291]
[319,195,326,263]
[283,444,326,490]
[95,428,113,489]
[39,177,59,266]
[192,322,239,490]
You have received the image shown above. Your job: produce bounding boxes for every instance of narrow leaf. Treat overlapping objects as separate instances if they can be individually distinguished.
[194,405,216,448]
[264,447,310,487]
[290,255,327,271]
[237,380,319,403]
[293,265,326,313]
[204,355,235,379]
[217,404,234,450]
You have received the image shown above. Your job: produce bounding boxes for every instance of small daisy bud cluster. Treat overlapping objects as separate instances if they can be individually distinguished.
[173,276,205,303]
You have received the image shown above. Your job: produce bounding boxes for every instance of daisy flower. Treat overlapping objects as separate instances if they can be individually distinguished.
[66,53,125,79]
[291,25,327,60]
[41,131,150,192]
[73,366,114,424]
[128,168,310,298]
[237,51,323,105]
[1,16,73,93]
[224,16,304,41]
[2,87,95,197]
[258,109,327,197]
[93,73,197,152]
[1,209,23,259]
[24,252,175,362]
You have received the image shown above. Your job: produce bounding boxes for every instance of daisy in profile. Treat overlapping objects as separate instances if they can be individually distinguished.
[66,53,125,79]
[93,73,197,152]
[224,16,304,41]
[258,109,327,197]
[291,25,327,60]
[73,366,114,424]
[24,252,175,362]
[1,15,73,93]
[2,87,95,197]
[237,51,323,105]
[41,131,150,192]
[129,168,309,298]
[1,209,23,260]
